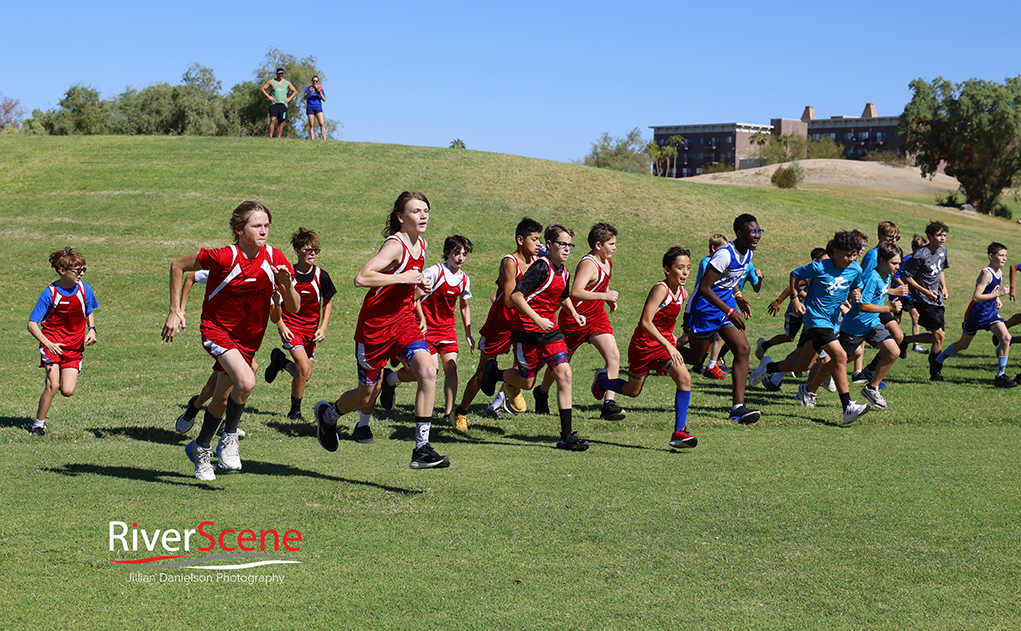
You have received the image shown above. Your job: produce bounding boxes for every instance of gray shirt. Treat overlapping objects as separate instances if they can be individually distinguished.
[903,245,949,306]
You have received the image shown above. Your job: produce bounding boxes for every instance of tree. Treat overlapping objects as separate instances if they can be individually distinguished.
[577,127,651,174]
[449,139,466,149]
[807,136,844,160]
[899,76,1021,215]
[660,144,677,177]
[253,48,329,139]
[666,135,685,178]
[50,84,108,135]
[0,93,25,132]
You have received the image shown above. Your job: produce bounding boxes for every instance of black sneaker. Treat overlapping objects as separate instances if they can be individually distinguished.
[928,353,943,382]
[600,399,627,420]
[993,374,1017,388]
[380,368,397,411]
[314,400,340,452]
[287,410,304,421]
[480,361,501,396]
[533,387,550,415]
[556,432,590,451]
[410,443,450,469]
[481,406,504,420]
[728,405,761,425]
[899,341,909,360]
[28,425,45,436]
[265,348,287,384]
[351,424,375,444]
[762,375,782,392]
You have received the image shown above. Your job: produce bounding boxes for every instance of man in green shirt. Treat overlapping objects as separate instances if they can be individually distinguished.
[260,67,297,138]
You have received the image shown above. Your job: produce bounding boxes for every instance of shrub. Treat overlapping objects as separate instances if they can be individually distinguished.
[702,162,735,174]
[771,159,805,189]
[864,150,910,167]
[935,191,960,208]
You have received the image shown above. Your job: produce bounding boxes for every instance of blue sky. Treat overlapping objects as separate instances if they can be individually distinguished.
[9,0,1020,162]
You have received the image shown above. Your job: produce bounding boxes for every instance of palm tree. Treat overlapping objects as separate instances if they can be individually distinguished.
[667,135,685,178]
[449,139,466,149]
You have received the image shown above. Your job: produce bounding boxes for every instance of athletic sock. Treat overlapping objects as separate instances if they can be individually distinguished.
[290,397,302,415]
[936,343,957,364]
[385,370,401,387]
[33,418,45,429]
[674,389,691,433]
[454,406,469,418]
[357,410,372,428]
[197,410,221,449]
[599,377,627,394]
[719,345,730,361]
[997,355,1009,376]
[765,361,780,374]
[865,353,880,372]
[839,392,851,410]
[707,360,718,370]
[415,416,431,449]
[222,397,245,434]
[559,408,573,437]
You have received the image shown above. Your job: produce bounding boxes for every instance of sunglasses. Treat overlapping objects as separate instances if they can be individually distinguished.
[299,248,320,254]
[64,267,87,275]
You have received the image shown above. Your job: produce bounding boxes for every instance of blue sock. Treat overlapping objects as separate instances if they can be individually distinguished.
[997,355,1008,376]
[674,389,691,433]
[599,377,627,394]
[937,343,957,364]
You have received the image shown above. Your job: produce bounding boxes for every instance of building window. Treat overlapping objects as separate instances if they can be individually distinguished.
[828,133,836,140]
[698,153,704,160]
[844,132,853,140]
[681,168,691,177]
[725,136,733,144]
[876,131,887,143]
[811,133,820,141]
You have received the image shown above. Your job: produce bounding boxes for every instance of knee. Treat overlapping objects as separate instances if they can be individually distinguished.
[417,361,438,385]
[235,375,256,399]
[60,385,76,397]
[295,358,313,381]
[555,364,572,385]
[1003,331,1013,345]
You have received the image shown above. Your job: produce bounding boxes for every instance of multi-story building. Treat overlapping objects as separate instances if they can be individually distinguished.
[650,103,902,177]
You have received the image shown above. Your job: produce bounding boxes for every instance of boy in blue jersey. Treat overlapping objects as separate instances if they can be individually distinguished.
[750,231,870,425]
[855,221,909,382]
[683,215,762,424]
[800,242,904,412]
[682,233,728,378]
[933,242,1015,387]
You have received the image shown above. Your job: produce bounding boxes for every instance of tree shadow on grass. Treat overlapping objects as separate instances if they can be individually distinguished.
[0,416,29,430]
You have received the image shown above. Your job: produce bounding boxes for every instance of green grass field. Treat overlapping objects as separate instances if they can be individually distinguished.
[2,136,1021,630]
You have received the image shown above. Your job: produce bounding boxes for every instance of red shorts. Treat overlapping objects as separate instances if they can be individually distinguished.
[202,327,258,372]
[478,328,511,356]
[426,339,458,355]
[356,318,428,385]
[561,312,614,352]
[627,343,673,378]
[513,338,570,379]
[284,330,317,360]
[40,346,83,371]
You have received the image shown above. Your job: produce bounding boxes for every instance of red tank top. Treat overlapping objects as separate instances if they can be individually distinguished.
[355,235,426,342]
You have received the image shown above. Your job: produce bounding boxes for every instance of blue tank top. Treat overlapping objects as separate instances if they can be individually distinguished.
[964,267,1000,326]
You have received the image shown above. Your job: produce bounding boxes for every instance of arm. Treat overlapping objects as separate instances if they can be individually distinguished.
[940,271,949,300]
[180,273,197,314]
[903,273,938,302]
[788,272,807,316]
[414,287,428,336]
[1011,265,1018,301]
[509,291,554,332]
[560,296,586,328]
[639,285,684,367]
[570,258,618,306]
[28,320,62,356]
[354,240,426,289]
[273,266,300,314]
[459,296,475,353]
[85,311,97,346]
[285,81,298,103]
[768,284,793,315]
[313,298,333,343]
[497,257,518,308]
[162,251,202,342]
[971,270,1009,303]
[749,269,763,293]
[259,80,273,101]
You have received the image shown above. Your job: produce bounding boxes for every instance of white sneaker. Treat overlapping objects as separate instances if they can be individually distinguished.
[756,337,768,361]
[217,423,246,439]
[185,441,216,481]
[842,401,870,425]
[795,383,816,408]
[861,385,888,409]
[749,356,771,388]
[216,433,242,470]
[490,389,507,414]
[823,376,837,392]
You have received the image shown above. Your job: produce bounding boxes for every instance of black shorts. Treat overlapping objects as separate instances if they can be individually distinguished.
[879,311,896,325]
[784,310,804,339]
[916,303,945,332]
[269,103,287,120]
[804,327,839,351]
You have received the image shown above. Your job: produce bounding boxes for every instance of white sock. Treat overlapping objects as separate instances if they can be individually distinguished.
[386,370,401,386]
[707,360,718,369]
[33,419,45,429]
[415,422,430,448]
[356,411,371,428]
[488,389,507,410]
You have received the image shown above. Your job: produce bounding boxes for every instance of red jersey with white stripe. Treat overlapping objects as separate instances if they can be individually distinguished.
[198,244,292,352]
[479,254,523,340]
[630,282,686,352]
[282,265,335,336]
[39,282,89,353]
[421,262,472,343]
[512,257,570,334]
[355,235,426,344]
[560,254,612,329]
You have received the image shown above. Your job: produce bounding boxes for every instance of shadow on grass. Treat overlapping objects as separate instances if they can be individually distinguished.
[42,461,423,495]
[265,419,317,438]
[0,416,29,430]
[42,464,219,490]
[86,426,187,444]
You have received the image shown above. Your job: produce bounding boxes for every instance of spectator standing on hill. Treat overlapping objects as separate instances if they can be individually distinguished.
[304,76,327,140]
[260,68,297,138]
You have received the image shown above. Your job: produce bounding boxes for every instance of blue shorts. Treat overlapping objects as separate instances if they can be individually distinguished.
[307,108,322,116]
[963,314,1004,337]
[687,308,734,339]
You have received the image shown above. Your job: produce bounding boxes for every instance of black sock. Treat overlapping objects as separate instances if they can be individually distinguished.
[455,406,469,416]
[765,361,780,373]
[559,408,573,437]
[839,392,851,410]
[534,386,548,397]
[223,397,245,434]
[197,410,221,449]
[290,396,302,415]
[719,345,730,361]
[865,354,880,372]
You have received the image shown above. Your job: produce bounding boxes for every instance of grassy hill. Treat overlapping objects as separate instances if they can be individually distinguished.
[2,136,1020,629]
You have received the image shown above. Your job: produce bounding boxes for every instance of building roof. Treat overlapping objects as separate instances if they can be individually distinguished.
[649,122,773,135]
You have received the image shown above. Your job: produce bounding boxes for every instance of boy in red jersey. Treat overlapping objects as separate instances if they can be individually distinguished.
[163,201,299,481]
[481,224,590,451]
[379,235,474,424]
[314,191,450,470]
[533,222,625,420]
[264,228,337,422]
[452,217,543,431]
[27,248,99,436]
[592,246,698,448]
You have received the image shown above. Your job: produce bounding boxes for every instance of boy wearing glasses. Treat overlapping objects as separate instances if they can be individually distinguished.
[683,214,762,424]
[481,224,591,451]
[27,248,99,436]
[855,221,909,383]
[265,228,336,422]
